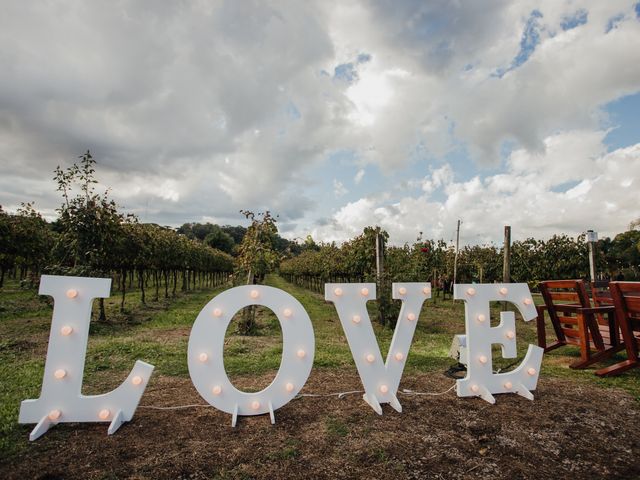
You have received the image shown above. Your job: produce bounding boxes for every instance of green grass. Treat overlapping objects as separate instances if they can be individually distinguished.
[1,274,640,460]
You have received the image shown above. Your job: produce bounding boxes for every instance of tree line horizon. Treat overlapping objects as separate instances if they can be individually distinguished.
[1,151,639,326]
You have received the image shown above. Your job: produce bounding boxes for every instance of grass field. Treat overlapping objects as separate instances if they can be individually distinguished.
[1,274,640,478]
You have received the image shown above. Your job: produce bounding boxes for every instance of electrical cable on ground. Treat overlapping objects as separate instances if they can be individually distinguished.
[138,384,457,410]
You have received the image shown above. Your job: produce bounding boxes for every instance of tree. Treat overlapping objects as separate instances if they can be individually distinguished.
[204,225,235,254]
[53,151,127,320]
[235,210,279,334]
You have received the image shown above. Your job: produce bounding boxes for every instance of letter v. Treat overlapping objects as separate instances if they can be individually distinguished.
[325,283,430,414]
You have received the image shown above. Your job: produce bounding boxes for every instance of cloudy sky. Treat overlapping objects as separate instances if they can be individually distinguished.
[1,1,639,246]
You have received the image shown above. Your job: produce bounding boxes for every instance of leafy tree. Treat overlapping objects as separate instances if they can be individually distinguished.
[235,210,279,334]
[204,225,235,254]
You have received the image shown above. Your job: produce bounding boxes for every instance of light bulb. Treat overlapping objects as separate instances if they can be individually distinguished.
[199,353,208,362]
[285,382,294,392]
[212,385,222,395]
[66,289,78,299]
[506,331,515,339]
[297,349,306,358]
[98,409,110,420]
[251,400,260,410]
[54,369,66,379]
[395,352,404,361]
[360,287,369,296]
[250,289,259,299]
[407,313,416,321]
[523,298,533,306]
[479,355,488,364]
[283,308,292,318]
[213,308,223,317]
[499,287,508,296]
[467,287,476,296]
[60,325,73,336]
[504,381,513,389]
[398,287,407,295]
[334,287,343,296]
[352,315,361,324]
[132,376,143,386]
[423,286,431,295]
[527,367,537,376]
[48,409,61,421]
[471,385,479,393]
[477,314,486,323]
[379,385,389,393]
[366,354,375,363]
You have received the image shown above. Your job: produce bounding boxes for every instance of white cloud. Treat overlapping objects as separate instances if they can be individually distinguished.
[0,1,638,236]
[333,179,348,197]
[306,132,640,245]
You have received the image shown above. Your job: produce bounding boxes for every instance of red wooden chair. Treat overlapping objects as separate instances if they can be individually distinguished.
[536,280,620,369]
[596,281,640,376]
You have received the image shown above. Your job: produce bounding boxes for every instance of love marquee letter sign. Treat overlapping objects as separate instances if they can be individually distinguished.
[20,275,543,440]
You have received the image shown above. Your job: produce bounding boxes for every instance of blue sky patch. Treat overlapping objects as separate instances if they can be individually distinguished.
[561,9,588,30]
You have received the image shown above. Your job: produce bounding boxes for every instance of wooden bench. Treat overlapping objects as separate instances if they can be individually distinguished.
[536,280,620,369]
[595,281,640,376]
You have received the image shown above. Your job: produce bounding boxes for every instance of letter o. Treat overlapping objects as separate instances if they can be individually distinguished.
[188,285,315,416]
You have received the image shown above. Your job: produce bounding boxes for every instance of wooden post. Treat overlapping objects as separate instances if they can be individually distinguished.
[453,219,461,302]
[503,226,511,283]
[376,232,385,325]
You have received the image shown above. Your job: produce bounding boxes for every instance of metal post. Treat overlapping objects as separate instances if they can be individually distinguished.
[453,220,461,301]
[587,230,598,282]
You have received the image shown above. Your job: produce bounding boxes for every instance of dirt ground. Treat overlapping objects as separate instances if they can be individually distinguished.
[2,369,639,480]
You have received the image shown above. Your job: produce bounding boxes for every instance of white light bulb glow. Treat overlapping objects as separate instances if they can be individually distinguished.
[98,409,110,420]
[366,354,375,363]
[360,287,369,296]
[395,352,404,361]
[479,355,488,364]
[407,313,416,321]
[466,288,476,296]
[506,331,515,339]
[60,325,73,336]
[251,401,260,410]
[352,315,361,324]
[398,287,407,295]
[199,353,208,362]
[297,349,306,358]
[477,314,486,323]
[334,287,343,296]
[471,385,479,393]
[379,385,389,394]
[504,381,513,389]
[283,308,292,318]
[499,287,508,295]
[66,289,78,299]
[422,287,431,295]
[523,298,532,305]
[250,290,259,299]
[285,383,294,392]
[527,367,537,376]
[213,308,223,317]
[132,376,143,386]
[48,410,61,421]
[54,369,66,379]
[212,385,222,395]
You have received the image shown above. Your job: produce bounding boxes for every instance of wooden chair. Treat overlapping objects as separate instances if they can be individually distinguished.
[595,281,640,376]
[536,280,620,369]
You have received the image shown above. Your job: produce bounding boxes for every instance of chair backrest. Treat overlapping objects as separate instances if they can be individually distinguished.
[590,280,613,307]
[539,279,591,309]
[609,282,640,355]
